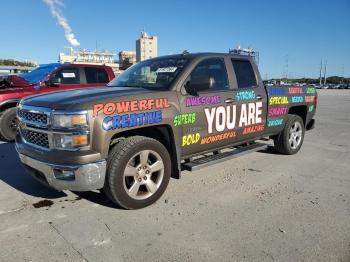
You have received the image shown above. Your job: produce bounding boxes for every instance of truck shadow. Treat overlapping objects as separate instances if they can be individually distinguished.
[257,145,280,155]
[72,191,120,209]
[0,140,279,207]
[0,142,67,199]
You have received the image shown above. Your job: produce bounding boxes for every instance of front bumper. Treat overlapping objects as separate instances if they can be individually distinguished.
[18,153,107,191]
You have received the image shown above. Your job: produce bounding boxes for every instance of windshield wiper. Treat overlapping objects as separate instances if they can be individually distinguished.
[108,84,143,88]
[124,84,142,88]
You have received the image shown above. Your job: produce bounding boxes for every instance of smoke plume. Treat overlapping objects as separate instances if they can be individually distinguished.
[43,0,80,47]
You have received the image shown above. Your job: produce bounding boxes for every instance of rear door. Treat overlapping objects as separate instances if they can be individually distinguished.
[229,59,268,141]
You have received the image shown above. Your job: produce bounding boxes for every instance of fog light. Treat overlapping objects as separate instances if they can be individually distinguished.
[53,169,75,181]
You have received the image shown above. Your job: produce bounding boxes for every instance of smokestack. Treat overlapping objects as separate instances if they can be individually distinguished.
[43,0,80,47]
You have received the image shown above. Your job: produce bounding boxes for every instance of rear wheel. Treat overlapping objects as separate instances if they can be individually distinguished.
[0,107,17,142]
[274,114,305,155]
[104,136,171,209]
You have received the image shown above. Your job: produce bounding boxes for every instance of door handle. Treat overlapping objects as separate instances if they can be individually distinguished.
[225,98,235,104]
[256,95,263,100]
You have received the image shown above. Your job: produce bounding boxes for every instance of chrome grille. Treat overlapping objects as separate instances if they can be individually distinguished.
[18,109,48,125]
[21,129,49,149]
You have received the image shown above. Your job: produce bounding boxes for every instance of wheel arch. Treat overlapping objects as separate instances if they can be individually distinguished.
[107,124,181,179]
[0,99,19,114]
[288,105,307,126]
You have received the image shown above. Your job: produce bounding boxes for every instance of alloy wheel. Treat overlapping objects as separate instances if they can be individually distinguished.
[289,121,303,149]
[123,150,164,200]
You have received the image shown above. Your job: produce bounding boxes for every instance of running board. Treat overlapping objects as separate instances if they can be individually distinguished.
[181,142,268,172]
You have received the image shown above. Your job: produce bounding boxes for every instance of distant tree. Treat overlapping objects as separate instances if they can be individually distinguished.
[269,76,350,85]
[0,59,36,67]
[326,76,348,84]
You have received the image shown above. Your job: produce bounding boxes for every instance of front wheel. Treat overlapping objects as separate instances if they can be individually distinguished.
[274,114,305,155]
[104,136,171,209]
[0,107,17,142]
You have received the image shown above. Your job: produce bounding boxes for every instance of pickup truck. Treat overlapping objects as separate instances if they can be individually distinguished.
[15,52,317,209]
[0,63,115,141]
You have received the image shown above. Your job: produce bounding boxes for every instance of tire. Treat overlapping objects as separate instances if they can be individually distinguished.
[273,114,305,155]
[0,107,17,142]
[103,136,171,209]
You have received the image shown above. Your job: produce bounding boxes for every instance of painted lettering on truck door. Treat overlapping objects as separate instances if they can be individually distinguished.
[178,57,268,157]
[178,57,237,156]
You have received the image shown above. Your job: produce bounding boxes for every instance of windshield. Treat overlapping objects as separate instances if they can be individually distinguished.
[109,57,189,90]
[18,63,60,84]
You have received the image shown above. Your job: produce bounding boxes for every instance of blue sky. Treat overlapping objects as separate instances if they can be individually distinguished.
[1,0,349,78]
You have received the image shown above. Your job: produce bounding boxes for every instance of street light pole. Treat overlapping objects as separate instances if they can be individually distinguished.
[323,60,327,85]
[319,59,323,86]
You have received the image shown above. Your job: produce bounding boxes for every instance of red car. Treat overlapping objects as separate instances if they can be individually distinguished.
[0,63,115,141]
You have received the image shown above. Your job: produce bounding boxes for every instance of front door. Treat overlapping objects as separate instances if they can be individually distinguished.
[178,57,237,157]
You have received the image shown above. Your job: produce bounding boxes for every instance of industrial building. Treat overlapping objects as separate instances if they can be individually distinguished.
[118,51,136,70]
[136,32,158,62]
[57,31,158,74]
[59,47,121,73]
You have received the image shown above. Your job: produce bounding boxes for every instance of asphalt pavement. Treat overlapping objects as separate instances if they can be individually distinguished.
[0,89,349,262]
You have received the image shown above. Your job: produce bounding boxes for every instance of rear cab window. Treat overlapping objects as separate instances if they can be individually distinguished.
[85,67,109,84]
[231,59,257,89]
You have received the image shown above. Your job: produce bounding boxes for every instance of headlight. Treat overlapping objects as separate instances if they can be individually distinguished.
[53,113,88,128]
[51,112,89,149]
[53,134,89,149]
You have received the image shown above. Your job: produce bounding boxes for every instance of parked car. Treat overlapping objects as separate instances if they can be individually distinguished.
[0,63,115,141]
[16,52,317,209]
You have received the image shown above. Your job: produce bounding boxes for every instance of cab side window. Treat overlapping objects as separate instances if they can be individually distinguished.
[187,58,229,92]
[85,67,109,84]
[231,60,257,89]
[51,67,80,85]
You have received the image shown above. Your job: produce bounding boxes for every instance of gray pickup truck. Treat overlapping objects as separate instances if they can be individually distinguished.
[15,52,317,209]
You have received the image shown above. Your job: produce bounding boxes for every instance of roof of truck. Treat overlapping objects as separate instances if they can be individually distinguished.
[150,52,253,61]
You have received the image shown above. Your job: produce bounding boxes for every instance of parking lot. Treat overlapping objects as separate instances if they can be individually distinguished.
[0,90,349,262]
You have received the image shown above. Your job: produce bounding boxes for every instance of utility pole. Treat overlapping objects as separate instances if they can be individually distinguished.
[319,59,323,86]
[285,55,289,83]
[323,60,327,85]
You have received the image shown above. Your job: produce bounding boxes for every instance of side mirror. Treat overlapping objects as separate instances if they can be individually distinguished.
[185,75,214,96]
[45,78,61,87]
[184,80,198,96]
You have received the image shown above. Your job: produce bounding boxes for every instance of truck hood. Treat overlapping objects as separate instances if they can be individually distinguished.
[21,86,152,110]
